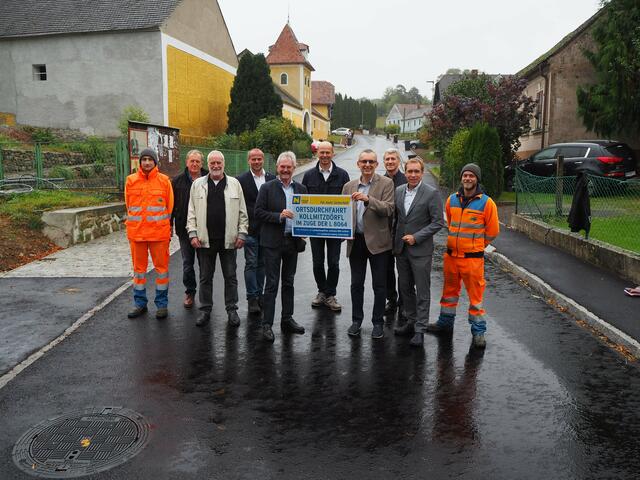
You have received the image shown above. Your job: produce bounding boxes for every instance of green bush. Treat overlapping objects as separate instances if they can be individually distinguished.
[93,163,105,175]
[77,166,93,178]
[118,105,149,136]
[443,128,470,189]
[72,136,114,164]
[292,139,312,159]
[21,126,56,144]
[384,124,400,135]
[47,165,74,180]
[463,122,503,198]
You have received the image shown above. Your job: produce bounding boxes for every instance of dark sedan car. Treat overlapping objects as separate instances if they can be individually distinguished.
[506,141,637,189]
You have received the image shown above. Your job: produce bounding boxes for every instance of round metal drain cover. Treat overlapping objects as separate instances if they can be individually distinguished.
[13,406,150,478]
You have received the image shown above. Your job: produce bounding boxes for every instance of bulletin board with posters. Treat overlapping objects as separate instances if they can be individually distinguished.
[127,121,181,178]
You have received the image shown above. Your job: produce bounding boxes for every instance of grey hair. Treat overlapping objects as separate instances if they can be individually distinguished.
[207,150,225,162]
[276,151,297,168]
[383,148,402,159]
[185,149,204,162]
[358,149,377,161]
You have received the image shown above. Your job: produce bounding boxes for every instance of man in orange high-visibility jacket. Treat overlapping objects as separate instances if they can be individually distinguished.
[426,163,499,349]
[125,148,174,319]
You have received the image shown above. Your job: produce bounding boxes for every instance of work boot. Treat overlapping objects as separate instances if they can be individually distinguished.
[324,295,342,312]
[156,307,168,319]
[472,334,487,349]
[248,297,261,314]
[425,323,453,336]
[227,310,240,327]
[311,292,326,308]
[127,305,147,319]
[281,318,305,334]
[371,324,384,339]
[409,333,424,348]
[183,293,195,309]
[195,312,210,327]
[347,322,361,337]
[262,325,275,343]
[394,322,414,336]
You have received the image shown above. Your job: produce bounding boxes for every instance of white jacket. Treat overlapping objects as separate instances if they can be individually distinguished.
[186,174,248,249]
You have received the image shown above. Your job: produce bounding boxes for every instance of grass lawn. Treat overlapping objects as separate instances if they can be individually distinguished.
[0,190,110,229]
[546,215,640,253]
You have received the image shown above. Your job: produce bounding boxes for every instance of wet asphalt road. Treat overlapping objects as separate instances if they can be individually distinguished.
[2,136,640,479]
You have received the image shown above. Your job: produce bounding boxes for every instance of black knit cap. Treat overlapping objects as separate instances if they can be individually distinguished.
[139,148,158,165]
[460,163,481,182]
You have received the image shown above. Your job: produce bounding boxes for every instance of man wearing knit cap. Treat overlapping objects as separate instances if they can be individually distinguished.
[425,162,499,348]
[125,148,174,319]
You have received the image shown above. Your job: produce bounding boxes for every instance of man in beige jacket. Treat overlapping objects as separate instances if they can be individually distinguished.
[342,149,395,339]
[187,150,248,328]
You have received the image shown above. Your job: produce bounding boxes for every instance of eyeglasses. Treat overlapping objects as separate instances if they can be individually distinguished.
[359,160,376,165]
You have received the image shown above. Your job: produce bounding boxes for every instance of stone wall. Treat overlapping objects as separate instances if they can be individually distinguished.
[42,203,126,248]
[1,149,92,173]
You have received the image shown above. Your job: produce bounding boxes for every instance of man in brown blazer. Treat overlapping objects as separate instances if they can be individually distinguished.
[342,149,395,338]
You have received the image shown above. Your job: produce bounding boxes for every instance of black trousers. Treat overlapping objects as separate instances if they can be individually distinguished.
[349,234,388,326]
[310,237,342,297]
[262,237,298,326]
[197,239,238,314]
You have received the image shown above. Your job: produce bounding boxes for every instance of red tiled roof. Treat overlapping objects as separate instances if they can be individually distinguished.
[312,81,335,105]
[266,23,314,71]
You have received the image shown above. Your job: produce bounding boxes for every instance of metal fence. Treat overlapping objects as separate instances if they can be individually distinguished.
[0,138,271,193]
[515,168,640,253]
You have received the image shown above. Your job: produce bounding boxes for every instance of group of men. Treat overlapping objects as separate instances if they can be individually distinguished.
[124,142,499,349]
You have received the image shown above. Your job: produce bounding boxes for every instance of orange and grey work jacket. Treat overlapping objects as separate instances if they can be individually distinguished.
[125,167,174,242]
[445,188,499,258]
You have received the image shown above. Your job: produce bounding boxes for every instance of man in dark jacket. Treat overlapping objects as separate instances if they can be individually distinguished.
[383,148,407,319]
[235,148,276,314]
[255,151,308,343]
[171,149,207,308]
[301,141,350,311]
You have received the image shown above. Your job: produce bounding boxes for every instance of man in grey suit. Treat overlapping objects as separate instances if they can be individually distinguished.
[392,158,445,347]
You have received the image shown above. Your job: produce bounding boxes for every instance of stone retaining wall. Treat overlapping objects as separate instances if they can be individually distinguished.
[511,213,640,284]
[42,203,126,248]
[1,149,92,173]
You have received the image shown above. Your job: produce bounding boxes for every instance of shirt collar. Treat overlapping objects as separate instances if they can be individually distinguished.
[252,169,265,179]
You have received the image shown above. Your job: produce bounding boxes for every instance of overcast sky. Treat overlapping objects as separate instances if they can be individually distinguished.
[217,0,602,100]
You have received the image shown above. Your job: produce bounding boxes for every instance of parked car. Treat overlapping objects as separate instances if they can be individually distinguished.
[505,140,637,189]
[331,127,351,136]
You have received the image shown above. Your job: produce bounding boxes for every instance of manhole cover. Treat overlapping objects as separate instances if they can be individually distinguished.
[13,406,150,478]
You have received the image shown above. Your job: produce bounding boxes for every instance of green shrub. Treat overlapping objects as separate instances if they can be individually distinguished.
[292,139,312,159]
[463,122,503,198]
[384,124,400,135]
[47,165,74,180]
[443,128,470,189]
[118,105,149,136]
[93,163,105,175]
[78,166,93,178]
[70,136,114,164]
[21,126,56,144]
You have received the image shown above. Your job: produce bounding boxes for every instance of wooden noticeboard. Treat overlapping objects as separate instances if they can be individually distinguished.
[127,121,181,178]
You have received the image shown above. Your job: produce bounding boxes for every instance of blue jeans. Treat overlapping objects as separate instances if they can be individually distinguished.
[437,312,487,335]
[310,237,341,297]
[243,234,265,300]
[178,235,198,295]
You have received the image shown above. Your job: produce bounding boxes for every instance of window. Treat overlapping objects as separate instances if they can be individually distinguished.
[532,147,558,161]
[533,91,544,131]
[559,146,588,158]
[280,73,288,85]
[33,64,47,81]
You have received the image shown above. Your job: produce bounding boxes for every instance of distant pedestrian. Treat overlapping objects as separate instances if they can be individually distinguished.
[342,149,394,338]
[382,147,408,319]
[255,151,308,343]
[426,163,499,349]
[235,148,276,314]
[302,141,350,312]
[186,151,248,328]
[125,148,174,319]
[392,158,445,347]
[171,149,207,309]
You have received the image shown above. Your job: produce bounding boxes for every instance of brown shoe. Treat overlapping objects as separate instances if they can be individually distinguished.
[183,293,195,309]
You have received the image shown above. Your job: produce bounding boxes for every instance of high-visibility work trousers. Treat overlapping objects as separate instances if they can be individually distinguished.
[130,240,170,308]
[438,254,487,335]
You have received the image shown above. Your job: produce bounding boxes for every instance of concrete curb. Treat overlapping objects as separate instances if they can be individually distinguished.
[486,249,640,360]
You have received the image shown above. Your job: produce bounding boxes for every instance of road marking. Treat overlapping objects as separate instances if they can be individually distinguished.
[0,280,132,391]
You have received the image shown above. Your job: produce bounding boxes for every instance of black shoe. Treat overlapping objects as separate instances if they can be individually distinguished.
[195,313,210,327]
[409,332,424,347]
[281,318,305,334]
[347,322,361,337]
[227,310,240,327]
[156,307,168,319]
[262,325,275,342]
[425,323,453,336]
[384,300,397,315]
[127,306,147,318]
[371,324,384,339]
[248,297,261,314]
[394,322,414,336]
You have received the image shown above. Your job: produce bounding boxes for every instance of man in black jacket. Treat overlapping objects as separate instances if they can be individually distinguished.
[171,149,207,308]
[301,141,350,311]
[235,148,276,314]
[255,151,308,343]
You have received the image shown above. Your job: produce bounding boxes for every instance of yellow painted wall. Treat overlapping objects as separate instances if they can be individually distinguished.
[283,107,303,129]
[0,112,16,126]
[167,45,234,137]
[303,66,312,113]
[271,65,301,105]
[312,116,329,140]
